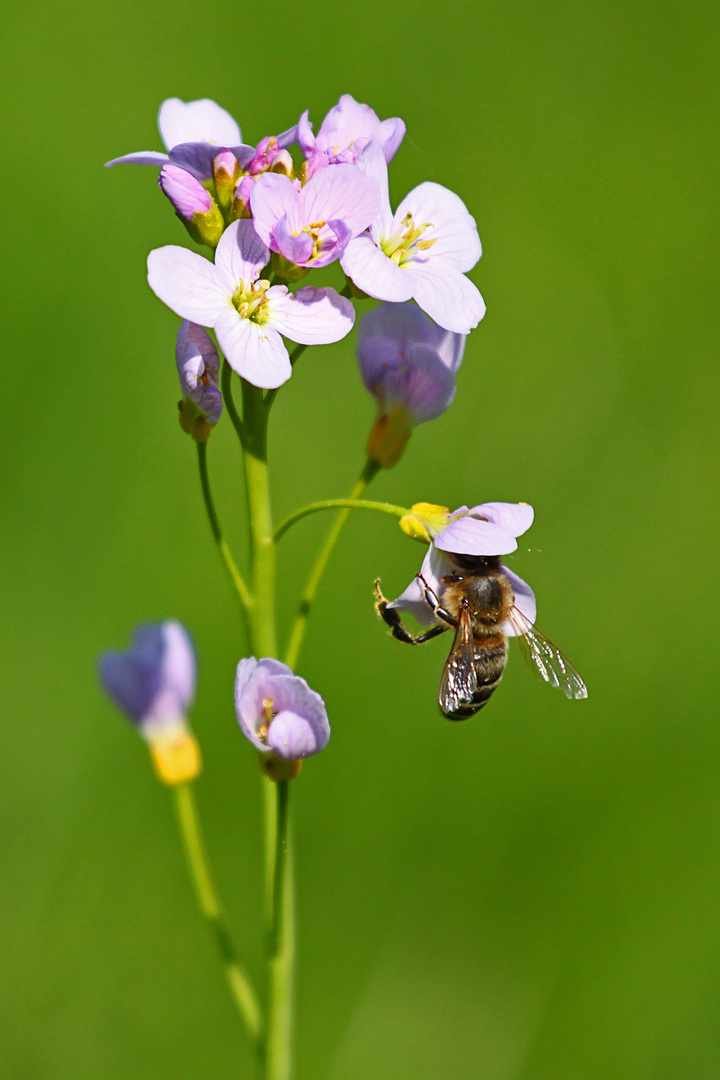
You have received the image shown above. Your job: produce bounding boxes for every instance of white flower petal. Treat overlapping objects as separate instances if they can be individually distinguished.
[386,547,452,626]
[214,220,270,294]
[147,246,226,325]
[434,515,517,556]
[270,286,355,345]
[158,97,241,151]
[341,236,414,302]
[410,262,486,334]
[357,141,394,236]
[469,502,535,538]
[395,182,481,273]
[499,566,537,635]
[105,151,170,168]
[214,308,292,389]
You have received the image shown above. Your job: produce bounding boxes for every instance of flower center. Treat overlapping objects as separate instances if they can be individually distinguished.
[381,212,437,266]
[232,278,271,323]
[298,220,327,261]
[257,697,276,744]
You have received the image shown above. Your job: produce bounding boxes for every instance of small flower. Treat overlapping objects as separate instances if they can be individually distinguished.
[250,164,380,270]
[235,658,330,774]
[358,302,466,467]
[341,143,486,334]
[298,94,405,178]
[147,219,355,389]
[99,620,200,784]
[176,321,222,441]
[387,503,537,631]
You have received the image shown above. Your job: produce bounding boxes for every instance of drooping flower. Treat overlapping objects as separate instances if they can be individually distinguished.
[147,219,355,389]
[176,321,222,441]
[386,502,537,632]
[99,620,201,784]
[250,164,380,270]
[298,94,405,179]
[341,143,486,334]
[235,658,330,776]
[357,302,466,467]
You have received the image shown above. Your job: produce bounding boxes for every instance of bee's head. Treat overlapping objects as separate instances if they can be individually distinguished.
[449,553,500,572]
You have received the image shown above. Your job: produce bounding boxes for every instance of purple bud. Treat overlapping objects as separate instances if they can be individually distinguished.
[357,302,466,467]
[159,164,214,219]
[99,620,196,741]
[234,658,330,761]
[176,321,222,439]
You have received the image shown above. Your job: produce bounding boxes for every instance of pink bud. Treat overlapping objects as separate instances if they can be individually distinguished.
[159,164,213,220]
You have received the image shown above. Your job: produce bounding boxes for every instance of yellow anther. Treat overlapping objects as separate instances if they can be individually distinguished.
[416,238,437,250]
[399,502,452,543]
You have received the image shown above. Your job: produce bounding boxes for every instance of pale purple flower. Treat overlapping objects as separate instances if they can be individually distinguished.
[99,620,196,740]
[250,164,380,269]
[358,302,466,466]
[387,503,537,633]
[298,94,405,178]
[147,219,355,389]
[105,96,297,185]
[176,321,222,424]
[341,143,486,334]
[235,658,330,760]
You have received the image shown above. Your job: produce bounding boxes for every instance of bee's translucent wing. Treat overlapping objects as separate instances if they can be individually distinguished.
[507,606,588,700]
[439,607,477,715]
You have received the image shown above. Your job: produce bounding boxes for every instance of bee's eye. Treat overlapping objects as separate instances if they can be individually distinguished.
[452,553,489,571]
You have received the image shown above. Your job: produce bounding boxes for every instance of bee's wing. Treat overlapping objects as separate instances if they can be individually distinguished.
[507,606,588,700]
[439,606,478,715]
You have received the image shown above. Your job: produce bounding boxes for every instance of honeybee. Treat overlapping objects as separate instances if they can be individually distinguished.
[374,553,587,719]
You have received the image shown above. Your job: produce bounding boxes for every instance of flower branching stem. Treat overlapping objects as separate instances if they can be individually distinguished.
[173,782,263,1055]
[283,460,383,670]
[196,441,251,614]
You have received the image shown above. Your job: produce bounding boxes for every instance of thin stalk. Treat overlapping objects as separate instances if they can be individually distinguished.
[173,783,263,1053]
[273,493,407,545]
[264,778,293,1080]
[222,359,245,442]
[237,375,294,1080]
[264,343,307,411]
[284,459,381,671]
[196,441,251,613]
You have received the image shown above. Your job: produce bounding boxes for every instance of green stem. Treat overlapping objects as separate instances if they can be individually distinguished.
[264,343,307,411]
[173,783,263,1053]
[236,374,293,1080]
[222,359,245,442]
[264,778,294,1080]
[273,493,406,545]
[196,442,251,612]
[283,459,381,671]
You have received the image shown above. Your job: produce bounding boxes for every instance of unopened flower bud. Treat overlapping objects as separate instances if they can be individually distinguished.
[176,321,222,441]
[159,164,224,248]
[212,150,243,219]
[270,149,295,179]
[99,620,201,785]
[232,175,255,219]
[357,302,465,468]
[399,502,452,543]
[235,657,330,774]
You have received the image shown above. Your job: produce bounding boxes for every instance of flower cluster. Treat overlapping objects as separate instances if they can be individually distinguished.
[107,93,485,427]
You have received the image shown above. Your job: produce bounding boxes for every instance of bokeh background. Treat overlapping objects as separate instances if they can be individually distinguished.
[2,1,719,1077]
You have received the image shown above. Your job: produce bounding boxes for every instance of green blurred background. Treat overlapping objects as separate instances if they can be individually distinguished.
[2,0,719,1076]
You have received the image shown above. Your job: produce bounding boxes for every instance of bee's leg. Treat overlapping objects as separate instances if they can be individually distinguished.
[416,574,457,628]
[374,579,449,646]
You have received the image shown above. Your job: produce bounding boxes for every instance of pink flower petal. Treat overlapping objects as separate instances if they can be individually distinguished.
[341,235,414,302]
[214,308,292,389]
[296,163,380,239]
[105,151,170,168]
[409,261,486,334]
[147,246,226,325]
[357,141,394,236]
[394,182,481,273]
[250,173,301,248]
[158,97,241,151]
[270,286,355,345]
[387,547,452,626]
